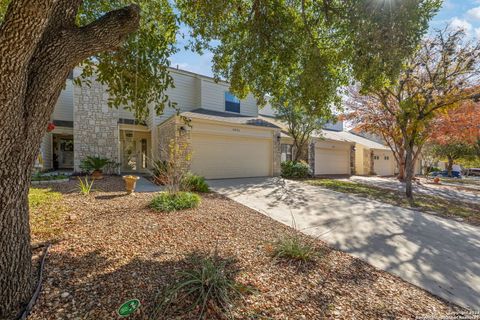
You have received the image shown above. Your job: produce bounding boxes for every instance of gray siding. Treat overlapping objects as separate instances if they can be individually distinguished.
[52,80,74,121]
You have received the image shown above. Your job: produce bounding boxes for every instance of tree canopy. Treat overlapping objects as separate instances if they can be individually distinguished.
[176,0,440,115]
[345,28,480,198]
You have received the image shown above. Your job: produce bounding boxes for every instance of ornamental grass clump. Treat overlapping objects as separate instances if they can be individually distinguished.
[150,191,200,212]
[272,236,318,264]
[77,177,94,196]
[153,255,253,319]
[181,173,210,193]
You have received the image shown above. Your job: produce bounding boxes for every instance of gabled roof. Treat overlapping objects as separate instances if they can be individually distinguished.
[181,109,280,129]
[259,115,390,150]
[316,130,390,150]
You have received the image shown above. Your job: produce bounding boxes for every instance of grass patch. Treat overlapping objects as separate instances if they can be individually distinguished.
[306,179,480,224]
[154,255,253,319]
[29,188,66,240]
[272,236,318,264]
[31,173,69,181]
[150,191,200,212]
[439,178,480,186]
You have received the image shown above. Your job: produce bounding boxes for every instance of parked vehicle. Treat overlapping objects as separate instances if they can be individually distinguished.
[464,168,480,177]
[430,170,462,178]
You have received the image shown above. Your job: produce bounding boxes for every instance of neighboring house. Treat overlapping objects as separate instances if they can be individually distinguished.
[40,67,281,179]
[259,107,402,177]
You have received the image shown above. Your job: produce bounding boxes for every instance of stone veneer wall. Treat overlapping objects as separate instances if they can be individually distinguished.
[272,131,282,176]
[73,78,120,173]
[156,117,192,172]
[308,142,316,175]
[350,145,356,175]
[369,150,375,175]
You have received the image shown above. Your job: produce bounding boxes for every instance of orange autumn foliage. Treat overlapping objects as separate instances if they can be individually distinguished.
[430,101,480,145]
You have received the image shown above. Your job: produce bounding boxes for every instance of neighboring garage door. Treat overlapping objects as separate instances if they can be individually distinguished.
[315,148,350,175]
[190,133,272,179]
[374,154,394,176]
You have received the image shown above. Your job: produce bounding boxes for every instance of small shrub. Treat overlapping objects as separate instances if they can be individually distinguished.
[77,177,94,196]
[281,160,310,179]
[272,236,317,263]
[80,156,113,173]
[181,173,210,193]
[154,255,253,319]
[150,191,200,212]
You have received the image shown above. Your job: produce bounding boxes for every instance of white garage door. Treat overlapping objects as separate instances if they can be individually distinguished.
[374,157,394,176]
[315,148,350,175]
[190,133,272,179]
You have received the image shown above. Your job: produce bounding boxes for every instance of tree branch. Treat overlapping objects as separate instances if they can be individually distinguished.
[23,4,141,146]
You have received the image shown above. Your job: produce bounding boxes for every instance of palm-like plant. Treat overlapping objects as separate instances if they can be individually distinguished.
[80,156,112,178]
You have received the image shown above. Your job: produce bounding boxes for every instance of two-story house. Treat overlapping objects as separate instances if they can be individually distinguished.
[39,67,282,179]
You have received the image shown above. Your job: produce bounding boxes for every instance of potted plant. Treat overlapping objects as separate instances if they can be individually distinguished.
[80,156,113,179]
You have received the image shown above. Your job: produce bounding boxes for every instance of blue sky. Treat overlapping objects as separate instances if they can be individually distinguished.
[169,0,480,78]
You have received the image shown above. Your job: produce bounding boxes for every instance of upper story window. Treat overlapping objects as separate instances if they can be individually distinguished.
[225,92,240,113]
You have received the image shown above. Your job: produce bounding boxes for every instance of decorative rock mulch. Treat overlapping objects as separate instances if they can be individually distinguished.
[29,177,461,319]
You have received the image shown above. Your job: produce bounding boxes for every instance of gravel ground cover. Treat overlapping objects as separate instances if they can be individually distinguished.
[28,176,461,319]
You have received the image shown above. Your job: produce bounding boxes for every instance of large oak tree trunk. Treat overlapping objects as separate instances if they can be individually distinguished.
[0,1,140,317]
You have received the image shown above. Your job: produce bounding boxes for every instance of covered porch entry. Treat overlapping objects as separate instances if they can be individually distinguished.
[119,125,151,174]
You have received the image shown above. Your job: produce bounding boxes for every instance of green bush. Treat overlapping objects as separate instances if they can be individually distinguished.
[80,156,113,173]
[272,236,317,263]
[154,255,253,319]
[150,191,200,212]
[181,173,210,193]
[281,160,310,179]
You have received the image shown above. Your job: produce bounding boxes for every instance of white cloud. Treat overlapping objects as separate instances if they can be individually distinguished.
[467,6,480,20]
[449,17,473,33]
[475,27,480,39]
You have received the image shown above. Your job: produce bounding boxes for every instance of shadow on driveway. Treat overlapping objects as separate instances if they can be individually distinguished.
[208,177,480,310]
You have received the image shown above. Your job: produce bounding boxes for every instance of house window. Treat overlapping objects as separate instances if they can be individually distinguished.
[225,92,240,113]
[281,144,293,162]
[384,156,389,160]
[373,155,380,160]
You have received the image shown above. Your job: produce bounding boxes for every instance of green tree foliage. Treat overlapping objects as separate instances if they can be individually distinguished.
[0,0,178,121]
[432,143,477,176]
[176,0,441,116]
[76,0,178,120]
[274,98,331,161]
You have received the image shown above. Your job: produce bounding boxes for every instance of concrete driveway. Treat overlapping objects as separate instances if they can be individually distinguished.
[208,177,480,310]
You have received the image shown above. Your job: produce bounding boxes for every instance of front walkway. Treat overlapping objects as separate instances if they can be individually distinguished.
[208,177,480,310]
[133,176,162,193]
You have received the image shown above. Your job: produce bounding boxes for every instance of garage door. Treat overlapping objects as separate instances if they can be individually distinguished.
[374,156,394,176]
[190,133,272,179]
[315,148,350,175]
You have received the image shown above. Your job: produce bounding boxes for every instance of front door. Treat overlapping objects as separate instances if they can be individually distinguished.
[120,130,150,173]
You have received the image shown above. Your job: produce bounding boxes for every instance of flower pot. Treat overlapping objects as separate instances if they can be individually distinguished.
[92,170,103,180]
[123,175,140,194]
